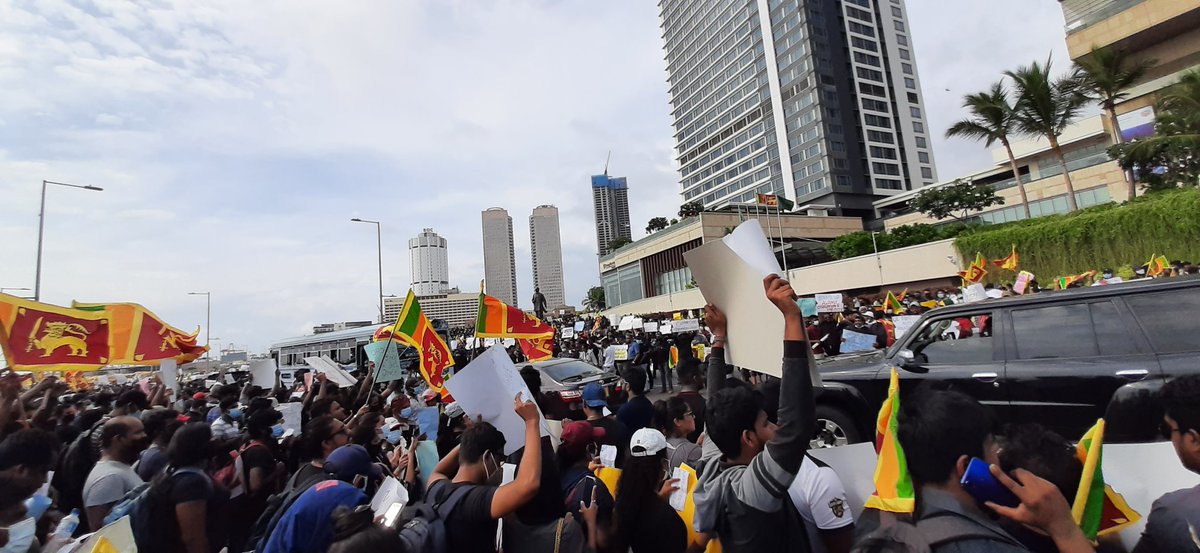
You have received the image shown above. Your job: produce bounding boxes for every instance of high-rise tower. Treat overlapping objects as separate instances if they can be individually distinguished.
[660,0,937,218]
[408,228,449,297]
[592,174,632,257]
[481,207,518,306]
[529,205,566,309]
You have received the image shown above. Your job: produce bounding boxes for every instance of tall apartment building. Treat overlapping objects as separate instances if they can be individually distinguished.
[481,208,519,306]
[529,205,566,309]
[592,174,632,257]
[660,0,937,219]
[408,228,449,297]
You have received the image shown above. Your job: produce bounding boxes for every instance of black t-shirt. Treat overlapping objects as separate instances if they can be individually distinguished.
[623,498,687,553]
[432,480,498,553]
[506,436,564,525]
[617,396,654,433]
[587,417,631,468]
[136,468,228,553]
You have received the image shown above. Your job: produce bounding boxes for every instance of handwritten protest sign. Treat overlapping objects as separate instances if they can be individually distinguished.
[364,341,407,383]
[643,322,659,333]
[614,345,629,361]
[891,315,921,342]
[672,319,700,333]
[815,294,844,313]
[561,327,575,340]
[574,321,585,332]
[798,297,818,317]
[841,330,877,353]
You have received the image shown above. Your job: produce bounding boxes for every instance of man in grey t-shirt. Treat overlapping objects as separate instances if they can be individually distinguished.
[1133,375,1200,553]
[83,416,148,530]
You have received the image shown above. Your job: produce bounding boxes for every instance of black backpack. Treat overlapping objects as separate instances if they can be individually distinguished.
[850,511,1026,553]
[53,418,108,531]
[394,479,472,553]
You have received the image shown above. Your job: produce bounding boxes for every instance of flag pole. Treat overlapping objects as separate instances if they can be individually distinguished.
[776,199,788,273]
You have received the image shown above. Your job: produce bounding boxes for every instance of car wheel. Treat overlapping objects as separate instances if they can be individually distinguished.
[811,405,861,449]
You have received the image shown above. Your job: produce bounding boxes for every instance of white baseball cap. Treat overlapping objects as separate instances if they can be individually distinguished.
[630,428,669,457]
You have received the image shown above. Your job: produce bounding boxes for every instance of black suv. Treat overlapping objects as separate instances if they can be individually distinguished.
[811,275,1200,447]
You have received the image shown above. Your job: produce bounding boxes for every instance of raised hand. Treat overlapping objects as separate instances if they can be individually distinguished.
[514,394,539,423]
[657,477,681,502]
[985,465,1086,544]
[703,304,727,338]
[763,275,800,317]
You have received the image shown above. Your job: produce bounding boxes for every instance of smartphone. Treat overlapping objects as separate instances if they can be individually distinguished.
[382,502,404,528]
[960,457,1020,509]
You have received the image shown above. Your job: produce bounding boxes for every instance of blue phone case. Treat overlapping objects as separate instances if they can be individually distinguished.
[960,457,1020,508]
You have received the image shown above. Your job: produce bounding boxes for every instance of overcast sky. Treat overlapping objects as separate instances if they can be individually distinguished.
[0,0,1070,354]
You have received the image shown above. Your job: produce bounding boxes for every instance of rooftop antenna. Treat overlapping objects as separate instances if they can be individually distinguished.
[603,150,611,176]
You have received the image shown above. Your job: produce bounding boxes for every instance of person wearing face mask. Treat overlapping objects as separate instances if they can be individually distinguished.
[262,445,383,553]
[210,397,242,442]
[82,416,149,531]
[428,395,543,553]
[227,409,287,552]
[0,473,41,553]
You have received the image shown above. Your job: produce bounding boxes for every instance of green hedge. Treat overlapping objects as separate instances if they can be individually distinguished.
[954,189,1200,281]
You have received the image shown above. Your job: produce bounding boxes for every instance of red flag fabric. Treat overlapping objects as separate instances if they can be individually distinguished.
[0,294,111,371]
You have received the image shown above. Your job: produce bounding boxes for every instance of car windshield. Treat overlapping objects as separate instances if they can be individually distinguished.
[540,360,604,383]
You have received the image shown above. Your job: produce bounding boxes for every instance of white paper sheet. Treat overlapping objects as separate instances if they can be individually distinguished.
[599,445,617,468]
[561,328,575,339]
[963,283,987,303]
[659,323,673,334]
[668,466,688,511]
[304,356,358,387]
[250,358,277,388]
[891,315,921,341]
[672,319,700,333]
[159,359,179,396]
[617,316,635,331]
[643,322,659,333]
[277,402,303,436]
[370,476,410,515]
[443,346,550,455]
[841,330,877,353]
[815,294,844,313]
[723,219,782,277]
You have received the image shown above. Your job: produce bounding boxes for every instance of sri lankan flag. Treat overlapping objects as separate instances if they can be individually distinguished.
[518,337,554,362]
[668,345,679,369]
[0,294,112,371]
[72,301,206,365]
[884,290,904,313]
[992,245,1019,271]
[1057,270,1096,290]
[957,264,987,284]
[755,193,795,211]
[864,368,915,513]
[1072,419,1140,539]
[392,290,455,393]
[476,293,554,339]
[1146,254,1168,277]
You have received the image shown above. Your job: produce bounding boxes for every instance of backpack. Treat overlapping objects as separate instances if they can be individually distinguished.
[249,467,328,553]
[394,479,472,553]
[53,418,108,527]
[850,511,1025,553]
[212,440,266,499]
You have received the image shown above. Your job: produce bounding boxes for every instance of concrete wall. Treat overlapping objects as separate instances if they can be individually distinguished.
[1066,0,1200,59]
[601,288,706,318]
[785,239,961,295]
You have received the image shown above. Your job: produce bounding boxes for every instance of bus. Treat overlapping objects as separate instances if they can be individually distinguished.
[268,320,449,387]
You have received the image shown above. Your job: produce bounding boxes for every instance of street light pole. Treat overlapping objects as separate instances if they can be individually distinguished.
[35,180,104,301]
[351,218,384,323]
[870,232,884,285]
[188,292,211,359]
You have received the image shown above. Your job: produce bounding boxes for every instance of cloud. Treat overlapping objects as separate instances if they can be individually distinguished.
[0,0,1074,354]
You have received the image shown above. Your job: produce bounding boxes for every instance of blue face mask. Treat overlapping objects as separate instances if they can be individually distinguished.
[0,517,36,553]
[25,494,51,520]
[229,408,243,420]
[384,427,404,445]
[271,424,285,439]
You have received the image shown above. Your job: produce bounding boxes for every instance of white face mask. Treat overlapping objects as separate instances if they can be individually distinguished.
[1,517,36,553]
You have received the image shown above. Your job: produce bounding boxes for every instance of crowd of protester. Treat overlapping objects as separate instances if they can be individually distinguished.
[0,275,1196,552]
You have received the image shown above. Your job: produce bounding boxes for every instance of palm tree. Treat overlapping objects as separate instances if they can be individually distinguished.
[583,286,606,311]
[1007,57,1089,211]
[946,81,1032,219]
[1110,70,1200,189]
[1073,46,1156,198]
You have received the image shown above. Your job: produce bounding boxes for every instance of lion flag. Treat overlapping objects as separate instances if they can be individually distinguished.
[72,301,206,365]
[476,293,555,339]
[0,294,111,371]
[391,290,455,394]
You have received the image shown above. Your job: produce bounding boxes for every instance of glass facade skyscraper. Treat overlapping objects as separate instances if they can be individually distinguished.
[661,0,938,219]
[592,174,632,257]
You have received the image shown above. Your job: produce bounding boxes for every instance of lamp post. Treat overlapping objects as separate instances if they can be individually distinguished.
[188,292,211,359]
[350,218,384,324]
[870,232,884,285]
[36,180,104,301]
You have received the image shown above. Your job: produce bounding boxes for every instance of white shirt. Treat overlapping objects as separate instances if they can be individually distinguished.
[985,289,1004,299]
[788,455,854,553]
[602,346,616,369]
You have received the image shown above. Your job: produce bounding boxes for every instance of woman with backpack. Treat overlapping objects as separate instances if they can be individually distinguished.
[132,422,228,553]
[613,428,687,553]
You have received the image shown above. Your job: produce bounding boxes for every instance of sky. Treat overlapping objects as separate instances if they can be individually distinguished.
[0,0,1070,354]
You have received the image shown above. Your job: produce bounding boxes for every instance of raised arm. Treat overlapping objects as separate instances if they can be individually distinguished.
[703,304,728,402]
[489,396,543,518]
[762,274,815,476]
